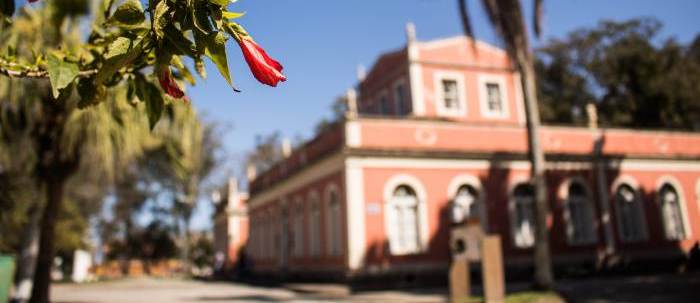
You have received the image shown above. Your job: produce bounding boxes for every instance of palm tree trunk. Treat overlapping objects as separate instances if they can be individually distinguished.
[29,176,66,303]
[516,50,554,289]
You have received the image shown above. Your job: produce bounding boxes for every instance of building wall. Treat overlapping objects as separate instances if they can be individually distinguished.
[248,168,347,276]
[350,157,700,275]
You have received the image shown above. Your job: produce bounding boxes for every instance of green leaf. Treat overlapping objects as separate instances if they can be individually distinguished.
[208,0,228,7]
[153,0,170,40]
[105,37,132,59]
[204,32,234,89]
[111,0,144,25]
[47,53,80,99]
[164,25,196,56]
[95,37,144,85]
[135,75,165,130]
[222,11,245,19]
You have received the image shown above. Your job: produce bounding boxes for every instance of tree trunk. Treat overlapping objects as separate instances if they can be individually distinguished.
[517,51,554,289]
[12,202,42,302]
[29,177,65,303]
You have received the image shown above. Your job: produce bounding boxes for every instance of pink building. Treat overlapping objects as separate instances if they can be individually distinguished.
[213,178,249,273]
[245,25,700,283]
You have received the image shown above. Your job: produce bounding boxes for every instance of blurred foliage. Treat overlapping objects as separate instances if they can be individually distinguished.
[0,0,272,126]
[189,233,214,269]
[537,18,700,130]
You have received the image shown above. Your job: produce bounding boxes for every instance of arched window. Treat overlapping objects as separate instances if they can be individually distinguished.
[326,186,343,256]
[659,183,686,240]
[511,183,535,248]
[565,182,597,245]
[387,185,421,254]
[452,185,480,224]
[308,193,321,256]
[614,184,646,242]
[292,200,304,257]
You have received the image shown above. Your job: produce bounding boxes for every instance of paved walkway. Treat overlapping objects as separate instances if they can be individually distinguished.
[51,272,700,303]
[51,278,446,303]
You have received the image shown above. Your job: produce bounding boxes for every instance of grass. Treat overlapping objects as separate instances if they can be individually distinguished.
[456,291,565,303]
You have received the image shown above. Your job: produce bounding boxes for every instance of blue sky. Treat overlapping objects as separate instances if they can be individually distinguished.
[187,0,700,230]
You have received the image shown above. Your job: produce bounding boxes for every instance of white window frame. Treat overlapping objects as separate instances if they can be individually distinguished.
[292,197,304,257]
[509,180,536,248]
[324,184,343,257]
[559,178,598,246]
[478,74,510,119]
[447,174,488,230]
[612,181,648,243]
[382,174,429,256]
[656,176,692,240]
[307,191,322,256]
[377,90,390,116]
[434,71,467,117]
[393,78,408,116]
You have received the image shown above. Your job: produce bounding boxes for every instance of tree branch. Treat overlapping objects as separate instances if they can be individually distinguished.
[0,58,99,79]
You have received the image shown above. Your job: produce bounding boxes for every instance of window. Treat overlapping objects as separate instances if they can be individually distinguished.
[451,185,480,224]
[486,83,503,113]
[326,187,343,256]
[442,79,459,110]
[565,182,597,245]
[379,94,390,115]
[394,83,406,115]
[292,202,304,257]
[308,194,321,256]
[659,184,686,240]
[478,74,509,118]
[511,183,535,248]
[387,185,421,254]
[614,184,646,242]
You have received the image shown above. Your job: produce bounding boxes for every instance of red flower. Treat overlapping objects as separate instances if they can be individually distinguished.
[236,37,286,87]
[158,67,184,99]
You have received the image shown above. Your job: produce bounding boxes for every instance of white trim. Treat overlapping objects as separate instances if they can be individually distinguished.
[478,74,510,119]
[382,174,430,255]
[408,43,425,116]
[508,178,535,248]
[514,73,526,126]
[558,177,598,246]
[417,36,506,56]
[247,152,345,209]
[655,176,693,239]
[434,71,467,117]
[345,162,366,270]
[324,183,343,256]
[612,160,700,171]
[610,178,649,243]
[392,77,408,116]
[347,157,530,170]
[308,190,322,257]
[446,174,488,231]
[345,121,361,148]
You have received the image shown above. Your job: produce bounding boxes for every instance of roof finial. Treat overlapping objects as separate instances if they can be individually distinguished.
[405,22,416,44]
[356,64,366,82]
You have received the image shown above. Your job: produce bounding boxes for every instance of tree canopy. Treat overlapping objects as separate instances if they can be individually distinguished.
[537,18,700,130]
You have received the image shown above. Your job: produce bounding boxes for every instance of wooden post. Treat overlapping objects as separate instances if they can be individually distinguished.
[481,236,505,303]
[449,258,470,303]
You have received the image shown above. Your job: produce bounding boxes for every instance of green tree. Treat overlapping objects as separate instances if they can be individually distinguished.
[536,18,700,130]
[458,0,554,289]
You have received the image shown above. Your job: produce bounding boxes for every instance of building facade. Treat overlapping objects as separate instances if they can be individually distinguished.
[244,26,700,282]
[213,178,249,273]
